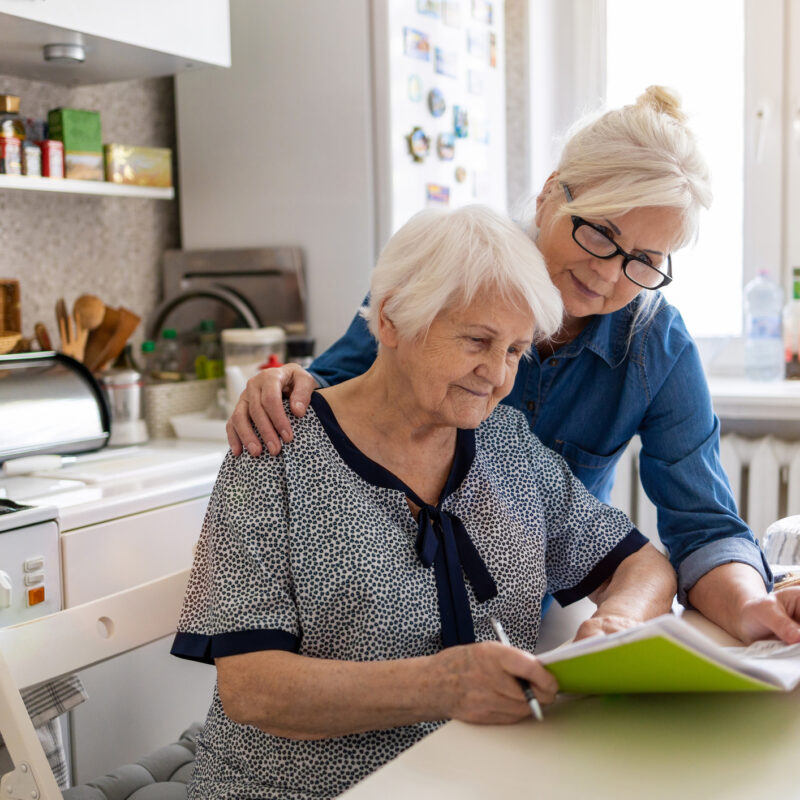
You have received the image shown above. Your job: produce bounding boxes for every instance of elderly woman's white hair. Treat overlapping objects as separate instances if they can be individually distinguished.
[360,204,563,345]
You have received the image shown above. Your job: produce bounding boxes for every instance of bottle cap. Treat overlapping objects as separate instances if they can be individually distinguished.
[141,340,155,353]
[221,326,286,345]
[0,95,20,114]
[259,354,283,370]
[162,328,177,339]
[199,319,217,332]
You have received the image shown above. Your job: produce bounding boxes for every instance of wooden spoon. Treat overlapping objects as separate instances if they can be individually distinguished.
[73,295,106,363]
[34,322,52,351]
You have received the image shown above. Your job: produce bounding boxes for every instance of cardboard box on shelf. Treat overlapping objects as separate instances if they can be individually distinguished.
[47,108,103,181]
[104,144,172,188]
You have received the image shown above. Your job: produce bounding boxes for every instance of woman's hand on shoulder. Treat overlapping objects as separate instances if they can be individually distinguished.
[226,363,318,457]
[434,641,558,725]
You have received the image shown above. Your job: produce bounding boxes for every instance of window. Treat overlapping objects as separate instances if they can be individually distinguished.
[606,0,744,338]
[529,0,797,343]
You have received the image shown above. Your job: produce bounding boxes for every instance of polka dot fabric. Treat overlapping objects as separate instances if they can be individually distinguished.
[172,399,646,799]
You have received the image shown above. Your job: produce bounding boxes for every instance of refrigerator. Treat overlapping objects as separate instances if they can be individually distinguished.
[176,0,507,353]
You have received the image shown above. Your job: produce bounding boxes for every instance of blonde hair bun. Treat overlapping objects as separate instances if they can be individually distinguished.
[636,85,687,124]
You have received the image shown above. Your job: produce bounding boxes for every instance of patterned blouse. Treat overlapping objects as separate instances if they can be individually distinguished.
[171,393,646,799]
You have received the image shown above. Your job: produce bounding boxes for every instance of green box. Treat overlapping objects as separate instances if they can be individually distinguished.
[47,107,103,180]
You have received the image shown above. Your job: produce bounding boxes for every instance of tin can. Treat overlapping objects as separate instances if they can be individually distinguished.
[0,137,21,174]
[22,141,41,177]
[38,140,64,178]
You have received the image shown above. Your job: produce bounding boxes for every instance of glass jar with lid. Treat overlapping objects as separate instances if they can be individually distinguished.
[0,95,25,140]
[221,326,286,404]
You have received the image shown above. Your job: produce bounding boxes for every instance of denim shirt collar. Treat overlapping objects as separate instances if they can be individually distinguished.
[550,307,631,368]
[550,294,659,368]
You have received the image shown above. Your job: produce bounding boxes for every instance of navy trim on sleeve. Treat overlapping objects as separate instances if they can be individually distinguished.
[552,527,649,606]
[170,628,300,665]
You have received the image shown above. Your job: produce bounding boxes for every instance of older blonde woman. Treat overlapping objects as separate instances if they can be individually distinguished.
[172,206,676,800]
[228,86,800,646]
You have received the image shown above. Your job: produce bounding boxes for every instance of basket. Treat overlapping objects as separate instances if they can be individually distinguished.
[143,378,224,439]
[0,331,21,355]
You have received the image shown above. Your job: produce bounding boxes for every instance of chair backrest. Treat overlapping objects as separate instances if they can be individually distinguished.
[0,568,190,800]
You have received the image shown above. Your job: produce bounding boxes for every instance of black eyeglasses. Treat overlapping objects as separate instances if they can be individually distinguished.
[562,184,672,290]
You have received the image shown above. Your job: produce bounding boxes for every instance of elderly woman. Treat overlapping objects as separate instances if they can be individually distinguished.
[227,86,800,646]
[172,205,676,799]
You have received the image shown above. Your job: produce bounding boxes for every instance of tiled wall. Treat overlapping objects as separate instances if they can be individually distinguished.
[0,74,178,353]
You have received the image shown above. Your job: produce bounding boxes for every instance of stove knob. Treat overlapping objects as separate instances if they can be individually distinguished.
[0,571,11,609]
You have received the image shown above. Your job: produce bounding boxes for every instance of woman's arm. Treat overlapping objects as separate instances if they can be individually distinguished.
[636,313,771,609]
[575,543,677,639]
[216,642,558,739]
[227,305,378,456]
[688,562,800,644]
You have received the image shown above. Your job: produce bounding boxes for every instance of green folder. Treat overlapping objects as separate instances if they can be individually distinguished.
[537,615,800,694]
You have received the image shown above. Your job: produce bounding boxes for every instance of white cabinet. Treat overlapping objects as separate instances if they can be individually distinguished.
[61,496,217,784]
[0,0,230,84]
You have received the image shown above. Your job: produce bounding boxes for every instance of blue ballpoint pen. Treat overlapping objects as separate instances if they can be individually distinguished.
[489,616,544,722]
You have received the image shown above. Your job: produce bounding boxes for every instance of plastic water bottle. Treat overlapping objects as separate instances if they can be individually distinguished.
[744,270,784,381]
[140,340,160,381]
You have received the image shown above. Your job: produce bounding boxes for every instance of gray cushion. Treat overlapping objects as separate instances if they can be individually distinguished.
[62,724,202,800]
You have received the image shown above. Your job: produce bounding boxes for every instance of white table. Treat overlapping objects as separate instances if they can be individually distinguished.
[342,691,800,799]
[342,614,800,800]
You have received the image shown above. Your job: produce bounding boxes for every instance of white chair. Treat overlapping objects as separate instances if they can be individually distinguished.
[0,569,191,800]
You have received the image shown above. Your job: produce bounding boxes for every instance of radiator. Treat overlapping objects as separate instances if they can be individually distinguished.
[609,434,800,546]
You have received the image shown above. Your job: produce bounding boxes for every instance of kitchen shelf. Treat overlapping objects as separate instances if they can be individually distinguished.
[0,174,174,200]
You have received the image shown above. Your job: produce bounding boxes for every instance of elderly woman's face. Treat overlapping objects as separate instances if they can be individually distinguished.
[535,179,684,324]
[393,293,534,430]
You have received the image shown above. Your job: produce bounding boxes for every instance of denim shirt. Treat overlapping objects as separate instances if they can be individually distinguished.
[310,295,772,604]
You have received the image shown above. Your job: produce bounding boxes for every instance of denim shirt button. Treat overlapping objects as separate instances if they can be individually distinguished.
[549,358,558,367]
[526,400,535,412]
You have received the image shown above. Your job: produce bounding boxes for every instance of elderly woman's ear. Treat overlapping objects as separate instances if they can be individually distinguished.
[376,298,400,349]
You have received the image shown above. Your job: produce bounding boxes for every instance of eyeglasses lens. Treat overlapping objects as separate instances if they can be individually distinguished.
[574,223,667,289]
[624,260,665,289]
[574,225,617,257]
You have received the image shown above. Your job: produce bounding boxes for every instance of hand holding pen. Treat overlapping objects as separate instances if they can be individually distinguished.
[490,617,547,721]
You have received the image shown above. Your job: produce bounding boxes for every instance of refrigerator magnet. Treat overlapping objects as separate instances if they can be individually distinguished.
[467,70,485,96]
[454,106,469,138]
[426,183,450,206]
[408,75,423,102]
[406,127,431,162]
[434,47,458,78]
[471,0,493,25]
[428,88,446,117]
[416,0,441,18]
[467,29,488,58]
[404,28,431,61]
[442,0,462,27]
[472,116,489,143]
[455,165,467,183]
[437,132,455,160]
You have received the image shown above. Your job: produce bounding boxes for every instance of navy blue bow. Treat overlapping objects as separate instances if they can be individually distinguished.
[415,506,497,648]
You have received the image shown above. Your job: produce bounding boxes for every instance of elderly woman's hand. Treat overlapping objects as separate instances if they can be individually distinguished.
[436,641,558,724]
[226,363,317,457]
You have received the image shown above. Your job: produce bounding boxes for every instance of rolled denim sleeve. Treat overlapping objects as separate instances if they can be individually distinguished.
[309,298,378,388]
[637,332,772,605]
